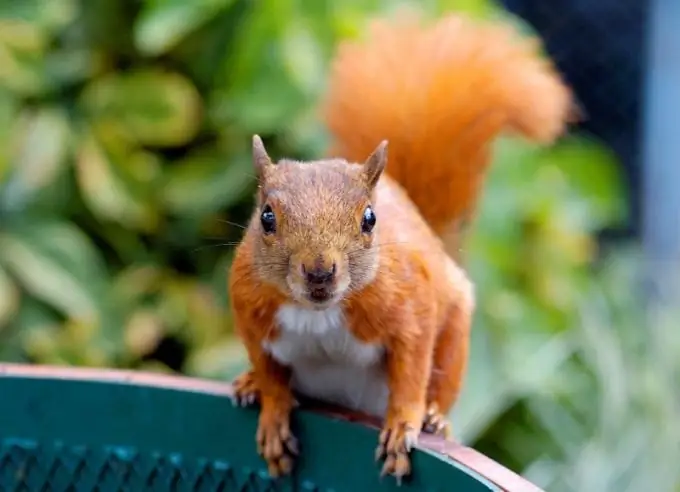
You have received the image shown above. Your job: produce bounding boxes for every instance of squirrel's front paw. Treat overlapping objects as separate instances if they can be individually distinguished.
[231,370,300,409]
[421,403,451,438]
[231,370,260,407]
[375,419,420,485]
[256,408,299,477]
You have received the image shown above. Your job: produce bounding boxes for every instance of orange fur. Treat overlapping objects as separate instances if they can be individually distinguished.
[228,12,571,482]
[229,244,299,477]
[322,13,572,238]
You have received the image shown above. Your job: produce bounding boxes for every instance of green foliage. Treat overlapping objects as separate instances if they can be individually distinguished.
[454,136,626,442]
[1,0,675,490]
[516,250,680,492]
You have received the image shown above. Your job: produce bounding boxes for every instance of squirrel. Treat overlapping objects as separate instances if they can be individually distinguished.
[228,11,571,484]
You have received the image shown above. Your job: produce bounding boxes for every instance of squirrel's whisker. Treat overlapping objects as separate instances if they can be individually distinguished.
[192,242,242,253]
[216,219,248,230]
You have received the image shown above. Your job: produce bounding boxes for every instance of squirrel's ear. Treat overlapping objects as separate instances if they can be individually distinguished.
[252,134,275,180]
[363,140,388,189]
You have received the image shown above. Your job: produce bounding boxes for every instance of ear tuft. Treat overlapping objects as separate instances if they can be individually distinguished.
[252,134,274,179]
[364,140,388,189]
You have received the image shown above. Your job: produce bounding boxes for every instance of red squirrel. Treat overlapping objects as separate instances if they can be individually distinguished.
[228,12,572,483]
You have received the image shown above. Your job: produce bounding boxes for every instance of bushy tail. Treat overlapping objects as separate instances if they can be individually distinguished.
[321,12,573,237]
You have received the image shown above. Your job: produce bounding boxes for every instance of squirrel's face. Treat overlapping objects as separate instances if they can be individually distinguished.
[248,136,387,310]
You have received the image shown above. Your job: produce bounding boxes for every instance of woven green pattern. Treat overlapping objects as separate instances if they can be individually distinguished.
[0,441,275,491]
[0,375,498,491]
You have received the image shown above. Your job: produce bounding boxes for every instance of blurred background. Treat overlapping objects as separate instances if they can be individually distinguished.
[0,0,678,491]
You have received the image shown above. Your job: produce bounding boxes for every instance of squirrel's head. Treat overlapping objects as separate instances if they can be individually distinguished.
[248,135,387,310]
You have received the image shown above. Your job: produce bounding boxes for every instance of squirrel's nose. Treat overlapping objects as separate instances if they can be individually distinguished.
[302,263,336,285]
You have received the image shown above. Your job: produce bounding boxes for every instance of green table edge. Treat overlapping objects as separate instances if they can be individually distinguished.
[0,363,543,492]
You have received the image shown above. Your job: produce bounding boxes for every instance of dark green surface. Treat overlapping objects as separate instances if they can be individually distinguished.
[0,376,499,491]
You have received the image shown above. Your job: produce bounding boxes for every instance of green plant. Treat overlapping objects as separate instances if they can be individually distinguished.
[452,135,626,442]
[516,250,680,492]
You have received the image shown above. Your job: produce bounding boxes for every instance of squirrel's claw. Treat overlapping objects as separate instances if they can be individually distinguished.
[256,411,299,478]
[376,422,418,485]
[421,403,452,438]
[231,370,261,407]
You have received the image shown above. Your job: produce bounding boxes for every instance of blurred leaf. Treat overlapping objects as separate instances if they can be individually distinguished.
[134,0,236,56]
[221,0,288,88]
[0,19,48,96]
[210,251,233,308]
[0,87,19,181]
[211,75,303,134]
[111,265,164,308]
[324,1,381,40]
[80,69,202,147]
[0,265,20,330]
[42,47,108,92]
[18,157,77,216]
[539,137,627,229]
[504,331,574,393]
[155,277,192,332]
[20,324,60,362]
[1,296,59,362]
[0,0,77,32]
[0,106,72,212]
[11,295,60,334]
[281,106,332,158]
[77,0,137,55]
[162,146,254,216]
[209,1,305,133]
[434,0,495,17]
[75,130,161,231]
[280,17,326,96]
[183,336,247,379]
[0,0,79,94]
[154,276,228,342]
[453,323,513,443]
[182,281,230,346]
[0,219,110,321]
[168,4,247,91]
[124,309,165,357]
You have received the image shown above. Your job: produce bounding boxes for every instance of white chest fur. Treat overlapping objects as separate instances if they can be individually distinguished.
[262,304,389,417]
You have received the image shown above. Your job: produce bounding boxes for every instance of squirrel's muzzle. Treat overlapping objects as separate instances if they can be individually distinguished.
[302,263,336,286]
[286,249,347,306]
[294,254,340,304]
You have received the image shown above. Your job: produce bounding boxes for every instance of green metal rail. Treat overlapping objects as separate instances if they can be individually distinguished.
[0,364,541,491]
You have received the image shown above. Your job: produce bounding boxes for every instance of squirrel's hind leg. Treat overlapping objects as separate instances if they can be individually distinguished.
[423,283,473,440]
[422,403,452,438]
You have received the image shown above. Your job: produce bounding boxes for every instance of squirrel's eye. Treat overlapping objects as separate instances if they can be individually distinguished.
[361,205,376,234]
[260,205,276,234]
